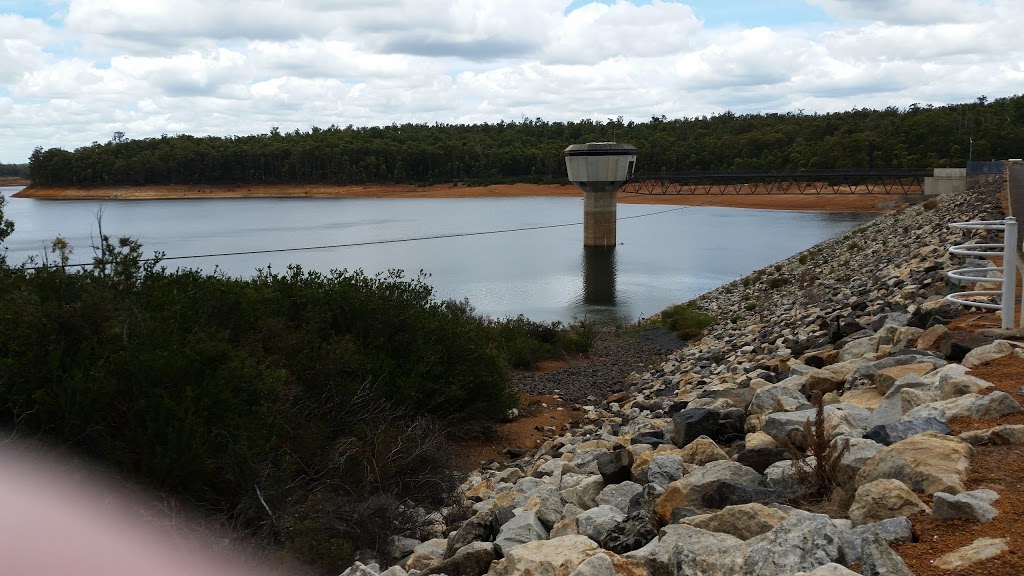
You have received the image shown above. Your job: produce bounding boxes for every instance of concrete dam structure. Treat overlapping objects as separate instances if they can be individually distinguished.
[564,142,638,248]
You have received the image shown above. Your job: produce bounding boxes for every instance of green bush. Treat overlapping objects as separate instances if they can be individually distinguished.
[744,302,758,312]
[0,213,520,573]
[798,253,808,265]
[486,315,596,369]
[659,303,716,340]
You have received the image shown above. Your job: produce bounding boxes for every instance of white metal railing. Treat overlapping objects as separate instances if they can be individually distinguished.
[946,216,1020,329]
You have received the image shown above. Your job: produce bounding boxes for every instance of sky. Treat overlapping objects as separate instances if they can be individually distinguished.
[0,0,1021,162]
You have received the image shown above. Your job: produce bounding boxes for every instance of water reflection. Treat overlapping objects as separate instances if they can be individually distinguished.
[581,247,617,306]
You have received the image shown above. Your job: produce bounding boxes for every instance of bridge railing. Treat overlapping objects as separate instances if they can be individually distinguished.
[623,169,931,195]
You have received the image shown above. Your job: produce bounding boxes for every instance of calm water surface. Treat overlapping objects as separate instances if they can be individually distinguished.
[1,186,871,322]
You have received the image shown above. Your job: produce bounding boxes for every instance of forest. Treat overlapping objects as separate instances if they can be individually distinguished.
[0,162,28,178]
[25,95,1024,188]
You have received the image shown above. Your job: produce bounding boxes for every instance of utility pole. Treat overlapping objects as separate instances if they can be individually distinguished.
[969,137,974,164]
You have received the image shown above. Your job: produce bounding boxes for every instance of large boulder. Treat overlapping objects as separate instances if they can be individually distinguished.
[933,537,1010,570]
[490,536,599,576]
[596,482,642,514]
[678,503,788,540]
[856,431,973,494]
[575,505,625,543]
[494,510,549,556]
[600,510,659,554]
[864,416,951,445]
[626,524,743,576]
[962,340,1015,368]
[561,475,606,510]
[858,532,915,576]
[670,408,743,447]
[932,489,1000,523]
[420,542,497,576]
[595,448,633,484]
[762,404,870,446]
[848,479,929,526]
[646,454,688,488]
[737,514,847,576]
[654,461,763,524]
[749,384,812,416]
[679,435,730,465]
[445,509,495,558]
[970,391,1023,420]
[837,517,913,564]
[525,484,567,529]
[958,424,1024,445]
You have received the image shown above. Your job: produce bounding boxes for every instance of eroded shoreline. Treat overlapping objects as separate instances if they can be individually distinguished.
[13,183,915,212]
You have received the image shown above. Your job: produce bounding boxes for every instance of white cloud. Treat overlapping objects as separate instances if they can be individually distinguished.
[1,0,1023,161]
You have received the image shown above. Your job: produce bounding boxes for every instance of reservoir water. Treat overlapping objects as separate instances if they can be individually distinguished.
[1,186,871,323]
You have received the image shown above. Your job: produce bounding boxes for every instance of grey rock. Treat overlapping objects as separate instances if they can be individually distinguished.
[561,475,605,510]
[865,416,951,445]
[749,384,812,416]
[838,516,913,563]
[834,437,884,485]
[970,391,1022,420]
[859,532,914,576]
[647,454,687,488]
[524,484,566,529]
[670,408,720,447]
[600,510,659,554]
[340,562,379,576]
[596,481,642,514]
[838,336,880,362]
[962,340,1015,368]
[793,564,860,576]
[420,542,497,576]
[445,509,494,558]
[575,505,625,543]
[932,489,1000,523]
[567,553,614,576]
[595,448,632,484]
[738,514,847,576]
[493,510,548,556]
[849,479,929,526]
[628,524,743,576]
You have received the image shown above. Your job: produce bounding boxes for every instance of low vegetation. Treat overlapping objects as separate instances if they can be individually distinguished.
[0,195,594,573]
[656,303,717,341]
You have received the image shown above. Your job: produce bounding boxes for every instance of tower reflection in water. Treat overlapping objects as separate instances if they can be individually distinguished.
[580,246,617,307]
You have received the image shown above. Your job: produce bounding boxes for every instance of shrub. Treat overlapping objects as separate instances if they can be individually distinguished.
[659,303,716,340]
[767,276,789,289]
[744,302,758,312]
[781,391,851,503]
[798,253,808,265]
[0,237,518,574]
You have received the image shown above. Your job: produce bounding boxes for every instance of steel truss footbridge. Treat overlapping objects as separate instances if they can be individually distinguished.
[622,169,931,195]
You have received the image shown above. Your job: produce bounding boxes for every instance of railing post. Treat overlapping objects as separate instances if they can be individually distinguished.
[1004,217,1017,329]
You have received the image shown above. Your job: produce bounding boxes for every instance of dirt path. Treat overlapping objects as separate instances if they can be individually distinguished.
[13,183,916,212]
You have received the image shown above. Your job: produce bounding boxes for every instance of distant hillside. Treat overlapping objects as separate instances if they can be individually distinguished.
[27,94,1024,188]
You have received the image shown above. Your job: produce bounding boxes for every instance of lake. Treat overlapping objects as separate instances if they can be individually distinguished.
[1,186,872,323]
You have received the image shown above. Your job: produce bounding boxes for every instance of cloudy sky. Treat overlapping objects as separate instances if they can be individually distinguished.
[0,0,1020,162]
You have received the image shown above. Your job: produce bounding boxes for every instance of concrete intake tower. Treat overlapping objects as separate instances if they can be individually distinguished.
[564,142,638,248]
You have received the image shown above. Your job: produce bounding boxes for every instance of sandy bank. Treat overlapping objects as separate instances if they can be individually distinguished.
[0,177,29,187]
[13,182,915,212]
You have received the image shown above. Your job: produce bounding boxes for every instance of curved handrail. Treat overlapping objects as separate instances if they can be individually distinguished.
[946,217,1018,329]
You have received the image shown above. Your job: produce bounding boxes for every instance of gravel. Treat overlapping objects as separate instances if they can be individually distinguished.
[512,327,682,404]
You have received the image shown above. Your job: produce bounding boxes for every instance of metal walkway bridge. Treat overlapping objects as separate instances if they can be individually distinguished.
[622,169,931,195]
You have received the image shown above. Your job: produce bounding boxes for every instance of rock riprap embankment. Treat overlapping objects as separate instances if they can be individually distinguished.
[343,179,1024,576]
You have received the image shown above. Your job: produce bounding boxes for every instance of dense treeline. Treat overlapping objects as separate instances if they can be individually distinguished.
[0,162,28,178]
[27,95,1024,187]
[0,195,597,573]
